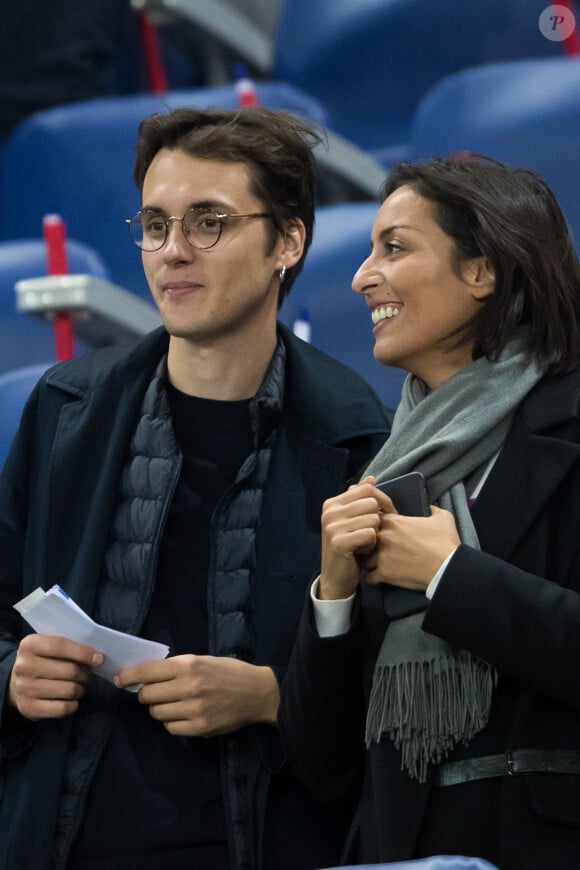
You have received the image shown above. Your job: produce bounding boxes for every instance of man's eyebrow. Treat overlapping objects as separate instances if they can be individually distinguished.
[140,199,229,214]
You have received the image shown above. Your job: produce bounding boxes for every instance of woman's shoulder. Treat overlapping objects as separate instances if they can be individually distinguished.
[517,367,580,432]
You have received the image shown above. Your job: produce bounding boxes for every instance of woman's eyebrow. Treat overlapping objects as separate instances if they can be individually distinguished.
[379,223,417,240]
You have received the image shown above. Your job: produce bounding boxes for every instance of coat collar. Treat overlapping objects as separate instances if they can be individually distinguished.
[472,369,580,560]
[43,327,169,398]
[278,322,391,445]
[43,323,390,449]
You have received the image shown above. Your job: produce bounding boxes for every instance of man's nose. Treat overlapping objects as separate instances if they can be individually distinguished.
[162,218,192,257]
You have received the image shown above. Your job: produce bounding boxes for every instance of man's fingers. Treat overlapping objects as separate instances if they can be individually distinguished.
[9,633,103,720]
[115,656,175,690]
[16,675,88,701]
[16,696,84,721]
[10,663,91,720]
[19,633,104,667]
[13,654,94,685]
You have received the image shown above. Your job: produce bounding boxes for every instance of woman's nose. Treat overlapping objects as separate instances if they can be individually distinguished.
[352,257,375,295]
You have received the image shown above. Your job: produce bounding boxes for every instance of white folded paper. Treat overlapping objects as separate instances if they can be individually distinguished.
[14,585,170,687]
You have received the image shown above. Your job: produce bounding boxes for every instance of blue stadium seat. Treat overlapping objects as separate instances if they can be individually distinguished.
[410,56,580,251]
[0,238,110,372]
[280,202,406,411]
[274,0,568,166]
[0,363,52,471]
[323,858,498,870]
[0,83,327,300]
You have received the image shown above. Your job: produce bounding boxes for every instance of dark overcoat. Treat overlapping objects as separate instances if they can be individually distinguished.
[0,324,391,870]
[280,369,580,870]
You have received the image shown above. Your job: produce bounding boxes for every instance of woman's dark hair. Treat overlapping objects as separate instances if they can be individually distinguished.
[381,156,580,374]
[134,106,323,306]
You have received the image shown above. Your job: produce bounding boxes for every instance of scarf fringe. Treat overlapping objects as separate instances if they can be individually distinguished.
[365,655,497,783]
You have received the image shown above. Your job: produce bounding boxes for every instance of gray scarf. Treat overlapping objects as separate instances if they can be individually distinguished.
[364,338,544,782]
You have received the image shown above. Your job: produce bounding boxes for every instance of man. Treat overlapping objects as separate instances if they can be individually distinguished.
[0,107,390,870]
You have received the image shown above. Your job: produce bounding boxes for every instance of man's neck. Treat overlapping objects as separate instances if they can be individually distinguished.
[166,330,278,401]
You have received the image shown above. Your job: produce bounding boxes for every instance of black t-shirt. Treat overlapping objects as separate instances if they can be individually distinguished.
[68,386,254,868]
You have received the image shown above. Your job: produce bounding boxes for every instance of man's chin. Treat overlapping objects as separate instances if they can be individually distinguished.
[163,320,217,344]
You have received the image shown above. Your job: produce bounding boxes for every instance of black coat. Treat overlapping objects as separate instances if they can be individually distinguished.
[0,325,391,870]
[280,369,580,870]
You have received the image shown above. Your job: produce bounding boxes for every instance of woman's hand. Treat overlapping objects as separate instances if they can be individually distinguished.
[362,505,461,592]
[319,476,393,600]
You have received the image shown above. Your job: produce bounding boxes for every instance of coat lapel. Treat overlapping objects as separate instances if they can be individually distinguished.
[254,424,350,664]
[472,371,580,560]
[43,358,159,614]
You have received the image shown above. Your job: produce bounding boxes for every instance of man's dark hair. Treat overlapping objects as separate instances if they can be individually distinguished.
[134,106,323,305]
[382,156,580,374]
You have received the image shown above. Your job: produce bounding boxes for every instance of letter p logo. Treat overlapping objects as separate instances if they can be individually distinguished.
[539,5,576,41]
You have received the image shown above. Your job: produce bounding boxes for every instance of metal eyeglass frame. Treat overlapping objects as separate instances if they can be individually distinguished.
[125,208,272,252]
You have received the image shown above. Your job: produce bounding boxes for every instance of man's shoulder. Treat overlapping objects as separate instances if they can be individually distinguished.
[279,324,392,437]
[41,328,169,397]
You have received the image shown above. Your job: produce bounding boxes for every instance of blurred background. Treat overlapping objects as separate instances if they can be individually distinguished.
[1,0,579,465]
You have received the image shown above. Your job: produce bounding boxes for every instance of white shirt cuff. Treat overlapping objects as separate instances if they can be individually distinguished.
[311,548,458,635]
[311,577,355,637]
[425,547,458,599]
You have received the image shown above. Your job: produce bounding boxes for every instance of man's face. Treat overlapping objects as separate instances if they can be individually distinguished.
[141,148,287,346]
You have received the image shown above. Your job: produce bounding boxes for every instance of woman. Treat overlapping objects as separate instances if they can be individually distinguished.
[279,156,580,869]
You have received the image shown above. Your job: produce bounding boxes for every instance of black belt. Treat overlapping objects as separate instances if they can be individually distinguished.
[434,749,580,788]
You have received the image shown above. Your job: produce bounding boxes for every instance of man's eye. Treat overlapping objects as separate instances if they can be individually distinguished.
[197,215,220,230]
[145,219,166,236]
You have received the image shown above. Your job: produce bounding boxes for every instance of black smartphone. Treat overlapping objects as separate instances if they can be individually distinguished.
[375,471,430,516]
[375,471,431,618]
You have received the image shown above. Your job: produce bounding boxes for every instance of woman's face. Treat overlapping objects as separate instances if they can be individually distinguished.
[352,185,494,389]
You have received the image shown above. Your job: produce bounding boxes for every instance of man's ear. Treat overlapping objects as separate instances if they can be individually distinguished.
[463,256,495,301]
[281,218,306,268]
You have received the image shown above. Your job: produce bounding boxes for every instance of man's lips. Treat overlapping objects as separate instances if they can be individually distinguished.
[162,281,204,297]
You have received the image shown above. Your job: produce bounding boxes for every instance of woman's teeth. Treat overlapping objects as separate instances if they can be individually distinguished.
[372,305,400,325]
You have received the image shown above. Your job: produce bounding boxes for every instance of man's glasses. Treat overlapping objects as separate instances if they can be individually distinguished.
[126,208,271,252]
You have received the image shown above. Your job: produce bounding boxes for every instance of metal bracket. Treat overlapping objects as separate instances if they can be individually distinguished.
[16,275,162,347]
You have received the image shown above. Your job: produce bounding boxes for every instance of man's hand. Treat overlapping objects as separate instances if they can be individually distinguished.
[114,655,280,737]
[8,634,104,720]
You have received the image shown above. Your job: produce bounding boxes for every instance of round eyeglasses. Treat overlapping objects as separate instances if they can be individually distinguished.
[125,207,272,252]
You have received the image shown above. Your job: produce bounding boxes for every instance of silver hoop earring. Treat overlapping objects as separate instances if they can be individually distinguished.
[279,265,286,283]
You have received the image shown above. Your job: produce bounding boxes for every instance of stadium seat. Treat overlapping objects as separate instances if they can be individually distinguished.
[0,363,52,471]
[410,55,580,251]
[133,0,568,169]
[274,0,568,167]
[323,858,498,870]
[134,0,280,80]
[0,238,110,372]
[0,83,369,301]
[280,202,406,411]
